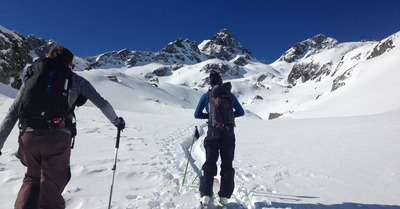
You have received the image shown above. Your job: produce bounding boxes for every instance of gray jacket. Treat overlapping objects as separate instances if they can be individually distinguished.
[0,72,120,150]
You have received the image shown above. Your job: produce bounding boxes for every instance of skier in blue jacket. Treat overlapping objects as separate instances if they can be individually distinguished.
[194,71,244,207]
[194,86,244,119]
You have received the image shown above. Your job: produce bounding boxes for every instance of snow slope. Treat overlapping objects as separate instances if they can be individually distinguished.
[1,67,400,209]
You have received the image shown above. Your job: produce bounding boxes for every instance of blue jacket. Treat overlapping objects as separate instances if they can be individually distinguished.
[194,91,245,119]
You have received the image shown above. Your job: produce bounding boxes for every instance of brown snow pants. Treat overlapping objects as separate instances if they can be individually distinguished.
[15,131,72,209]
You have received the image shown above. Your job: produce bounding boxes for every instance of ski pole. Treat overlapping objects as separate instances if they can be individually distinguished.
[192,169,202,184]
[182,126,200,186]
[108,129,121,209]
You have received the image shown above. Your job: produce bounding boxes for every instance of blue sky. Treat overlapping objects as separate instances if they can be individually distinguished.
[1,0,400,63]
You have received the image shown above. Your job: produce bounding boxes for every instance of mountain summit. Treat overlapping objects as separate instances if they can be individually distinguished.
[199,29,254,61]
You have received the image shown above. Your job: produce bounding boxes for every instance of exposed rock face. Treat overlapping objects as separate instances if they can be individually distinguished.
[156,38,203,63]
[1,25,69,88]
[199,29,254,61]
[197,62,240,86]
[145,66,171,79]
[279,34,339,63]
[0,27,32,88]
[331,68,353,92]
[86,49,134,69]
[367,38,395,60]
[268,112,283,120]
[200,62,239,76]
[24,35,57,59]
[233,56,248,66]
[287,62,333,86]
[125,51,156,67]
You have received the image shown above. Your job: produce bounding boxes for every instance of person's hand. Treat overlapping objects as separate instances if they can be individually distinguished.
[115,117,125,131]
[0,151,2,156]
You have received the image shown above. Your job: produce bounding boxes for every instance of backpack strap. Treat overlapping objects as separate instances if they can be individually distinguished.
[18,119,28,137]
[65,109,77,149]
[66,94,87,149]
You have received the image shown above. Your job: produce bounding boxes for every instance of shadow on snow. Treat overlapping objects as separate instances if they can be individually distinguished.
[255,202,400,209]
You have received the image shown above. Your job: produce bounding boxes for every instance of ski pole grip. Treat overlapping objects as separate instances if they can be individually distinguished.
[116,129,121,148]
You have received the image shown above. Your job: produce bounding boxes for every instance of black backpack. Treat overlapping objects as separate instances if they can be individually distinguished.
[18,58,72,132]
[208,82,235,127]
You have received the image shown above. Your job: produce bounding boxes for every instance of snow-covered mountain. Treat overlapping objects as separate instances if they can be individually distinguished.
[1,24,400,119]
[267,32,400,118]
[85,38,209,70]
[85,29,255,70]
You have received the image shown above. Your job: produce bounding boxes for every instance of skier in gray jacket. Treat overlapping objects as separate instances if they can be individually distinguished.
[0,45,125,209]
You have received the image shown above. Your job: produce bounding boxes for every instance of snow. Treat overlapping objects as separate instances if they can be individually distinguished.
[1,32,400,208]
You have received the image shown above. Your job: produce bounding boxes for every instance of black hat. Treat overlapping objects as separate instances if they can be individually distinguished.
[210,71,222,86]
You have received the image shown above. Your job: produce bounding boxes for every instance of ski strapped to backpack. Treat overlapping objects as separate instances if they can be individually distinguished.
[208,82,235,128]
[18,58,74,135]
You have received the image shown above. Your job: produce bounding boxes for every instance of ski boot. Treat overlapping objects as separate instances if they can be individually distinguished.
[219,197,228,209]
[200,196,210,209]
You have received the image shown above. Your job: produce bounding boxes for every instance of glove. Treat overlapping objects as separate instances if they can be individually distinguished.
[115,117,125,130]
[0,151,2,156]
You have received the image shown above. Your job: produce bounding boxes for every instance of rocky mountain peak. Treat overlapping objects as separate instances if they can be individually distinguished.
[212,29,237,47]
[199,29,254,61]
[279,34,339,63]
[24,34,58,58]
[157,38,203,63]
[161,38,200,54]
[0,26,32,88]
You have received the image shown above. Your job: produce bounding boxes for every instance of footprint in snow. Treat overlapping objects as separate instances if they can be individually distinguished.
[125,194,138,200]
[163,172,174,180]
[3,176,19,183]
[147,200,160,208]
[84,168,107,175]
[65,187,81,193]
